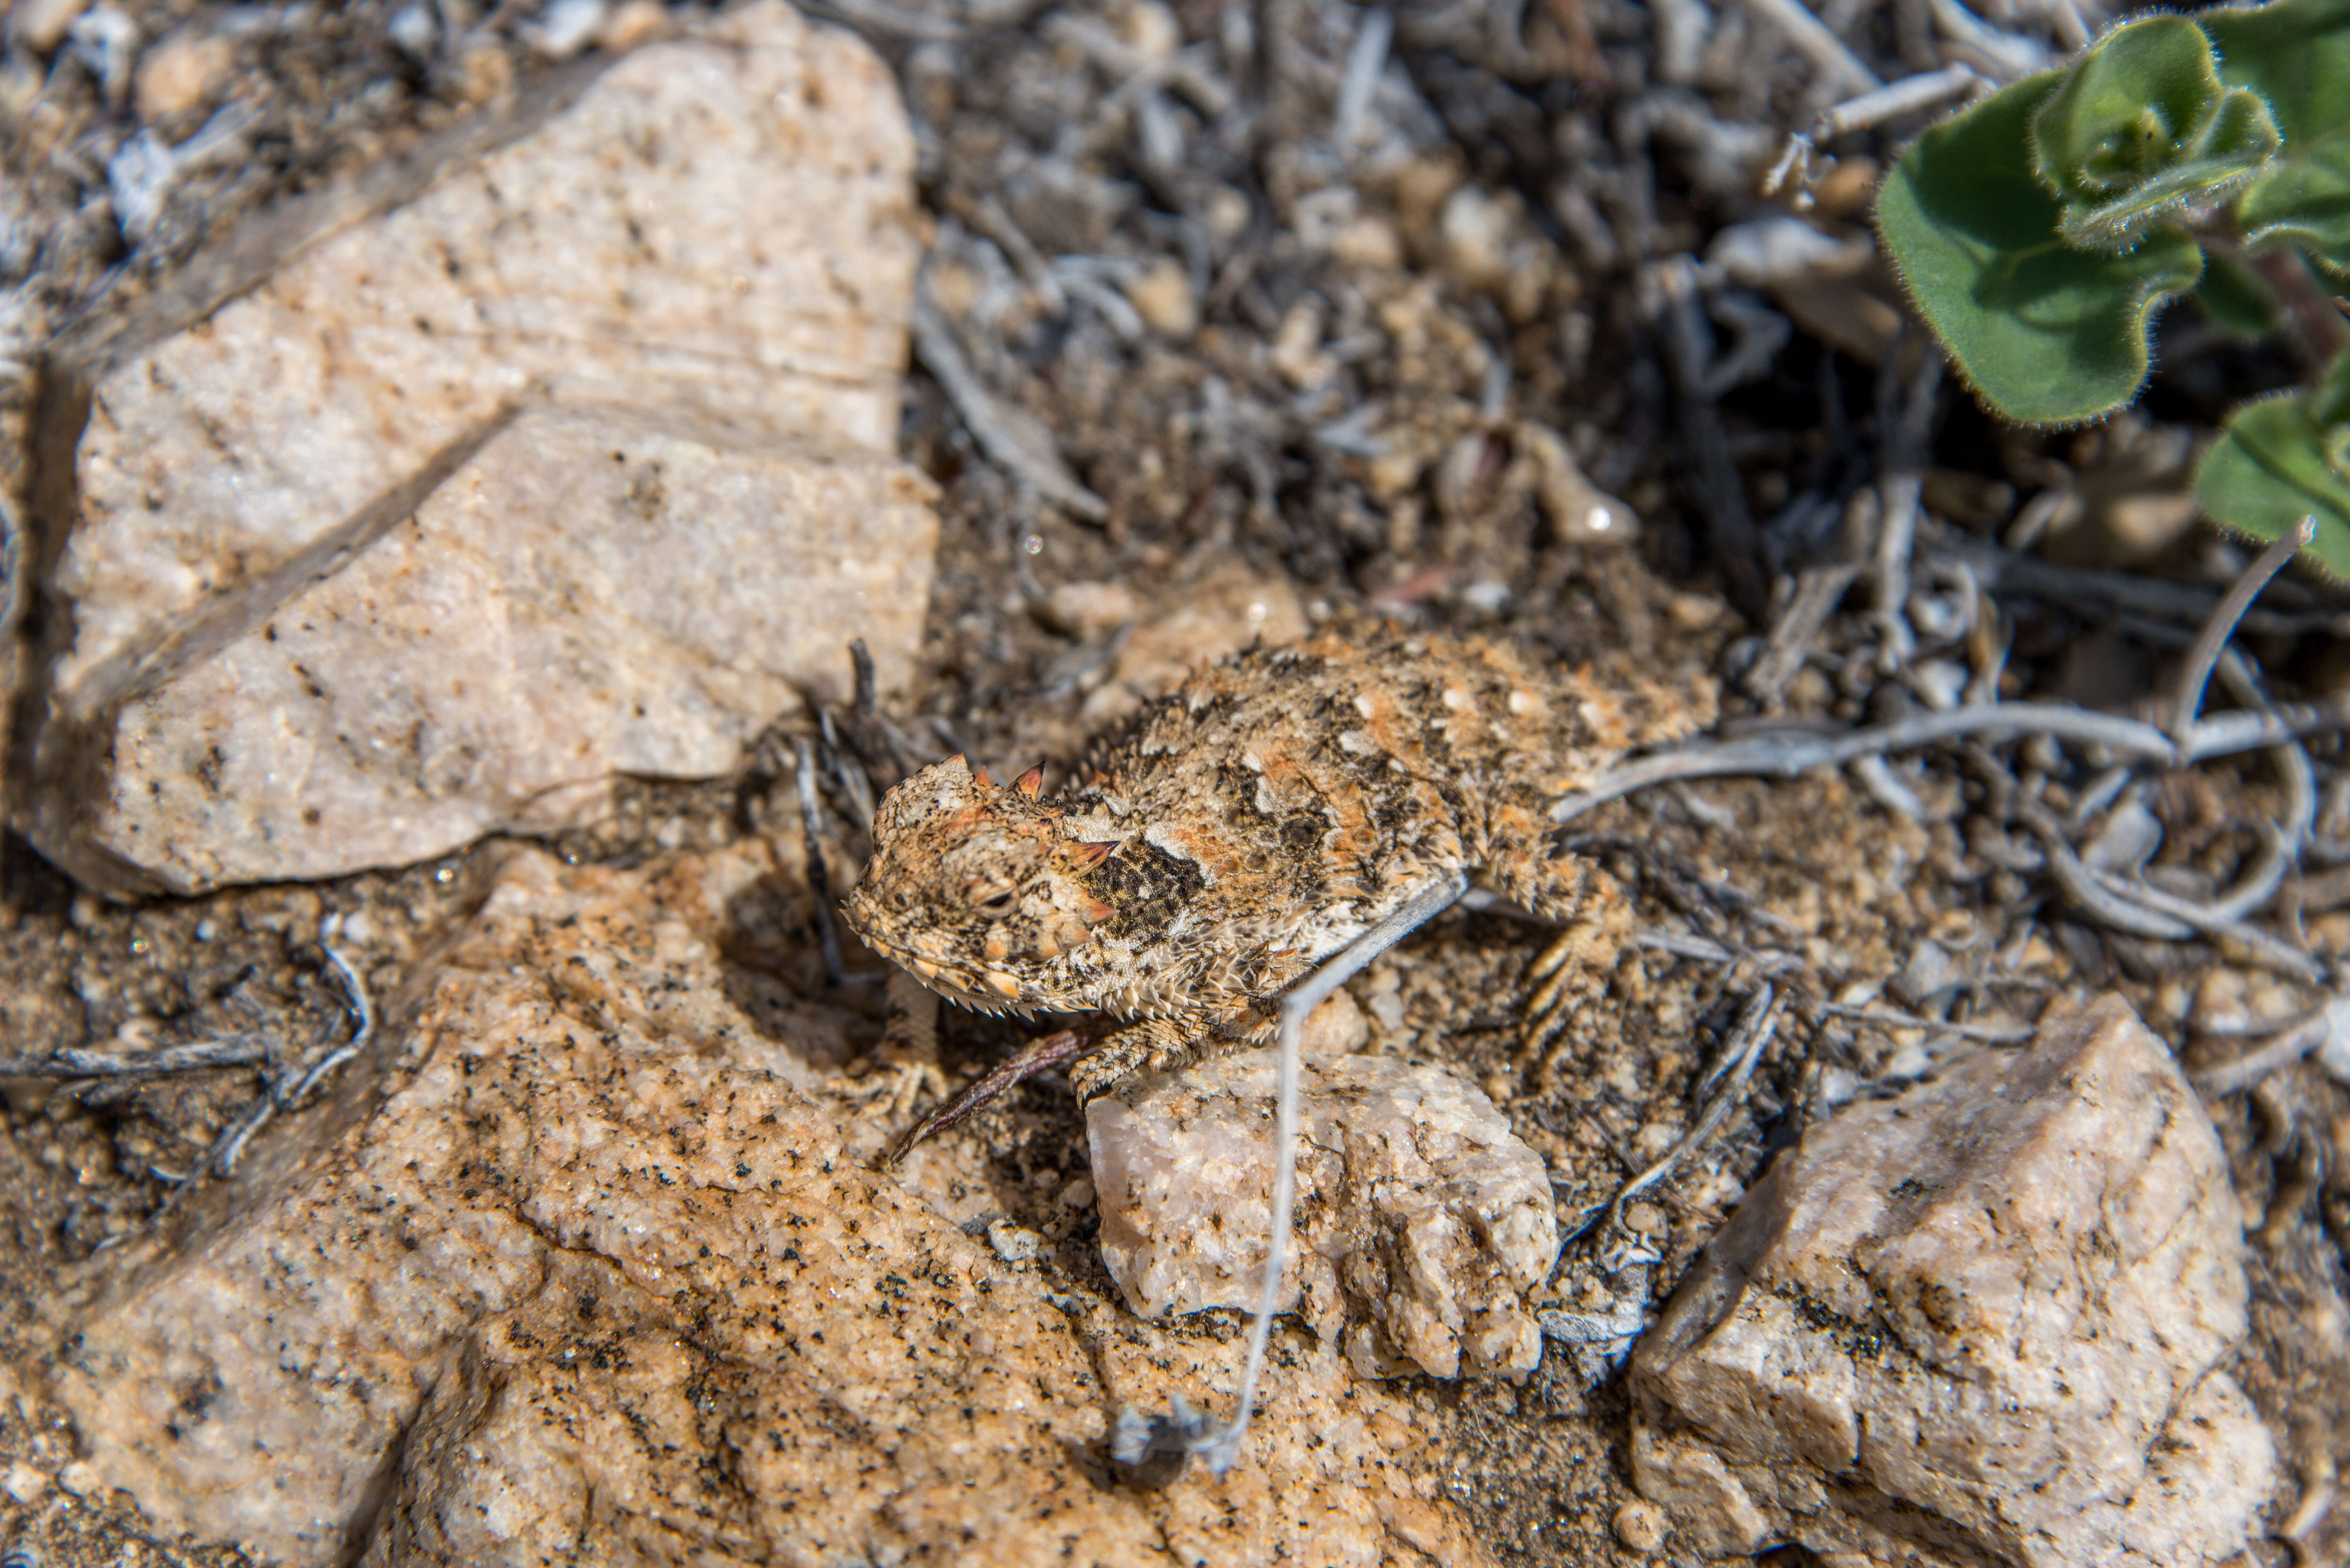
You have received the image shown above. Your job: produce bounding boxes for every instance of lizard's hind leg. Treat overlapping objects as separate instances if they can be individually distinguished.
[1129,869,1470,1480]
[1486,842,1636,1088]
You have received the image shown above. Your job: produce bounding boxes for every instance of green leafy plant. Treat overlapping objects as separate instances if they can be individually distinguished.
[1875,0,2350,572]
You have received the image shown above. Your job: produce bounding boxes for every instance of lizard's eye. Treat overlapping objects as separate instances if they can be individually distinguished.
[971,885,1018,918]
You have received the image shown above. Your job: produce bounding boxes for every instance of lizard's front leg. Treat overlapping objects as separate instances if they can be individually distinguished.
[1065,1009,1251,1104]
[880,1007,1240,1165]
[879,1027,1091,1166]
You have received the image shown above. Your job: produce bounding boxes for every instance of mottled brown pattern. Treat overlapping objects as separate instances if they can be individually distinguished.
[844,618,1714,1100]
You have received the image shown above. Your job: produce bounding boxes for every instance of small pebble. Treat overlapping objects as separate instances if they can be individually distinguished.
[386,3,436,56]
[1123,258,1196,338]
[444,35,512,104]
[133,32,231,120]
[1880,1040,1931,1080]
[2,1461,48,1504]
[1613,1498,1669,1553]
[600,0,668,49]
[9,0,90,52]
[1038,580,1137,638]
[1665,592,1718,630]
[56,1460,101,1497]
[527,0,606,57]
[1120,0,1179,57]
[1298,989,1368,1057]
[986,1219,1041,1263]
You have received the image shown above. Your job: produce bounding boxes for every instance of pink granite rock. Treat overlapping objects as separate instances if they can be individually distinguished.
[1629,994,2275,1566]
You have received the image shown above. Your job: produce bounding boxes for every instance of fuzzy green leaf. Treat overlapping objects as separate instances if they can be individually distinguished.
[2203,0,2350,145]
[1879,74,2205,425]
[2032,17,2280,251]
[2317,344,2350,425]
[2235,134,2350,275]
[2194,244,2286,335]
[2205,0,2350,274]
[2196,354,2350,577]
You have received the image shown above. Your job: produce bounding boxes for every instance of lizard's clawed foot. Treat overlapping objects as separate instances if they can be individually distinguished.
[878,1028,1090,1167]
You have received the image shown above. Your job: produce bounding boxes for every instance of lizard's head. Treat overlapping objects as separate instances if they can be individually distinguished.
[843,755,1119,1016]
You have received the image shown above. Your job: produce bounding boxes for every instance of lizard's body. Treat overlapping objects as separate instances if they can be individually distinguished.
[844,618,1712,1103]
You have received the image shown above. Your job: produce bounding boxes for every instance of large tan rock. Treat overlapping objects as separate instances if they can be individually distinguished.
[46,408,934,893]
[26,2,929,893]
[1627,994,2276,1566]
[36,845,1489,1568]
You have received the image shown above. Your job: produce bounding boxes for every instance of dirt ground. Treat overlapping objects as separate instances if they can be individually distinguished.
[3,0,2349,1563]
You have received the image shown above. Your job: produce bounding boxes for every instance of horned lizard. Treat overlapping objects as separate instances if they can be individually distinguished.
[842,615,1712,1470]
[843,615,1713,1142]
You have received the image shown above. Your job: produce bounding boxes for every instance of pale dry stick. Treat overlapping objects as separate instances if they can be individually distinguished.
[2002,488,2070,552]
[1810,999,2037,1043]
[286,941,378,1103]
[1736,0,1883,92]
[910,290,1109,521]
[2195,1004,2325,1039]
[2195,1010,2333,1097]
[1636,928,1739,964]
[2066,764,2133,829]
[1874,341,1943,672]
[1760,132,1814,199]
[1815,61,1979,134]
[209,1083,284,1180]
[2085,862,2325,980]
[1940,534,2350,641]
[796,737,847,989]
[2016,798,2328,980]
[2112,680,2310,928]
[2279,1466,2337,1568]
[1927,0,2051,79]
[2047,0,2091,51]
[818,710,879,833]
[216,946,379,1175]
[1851,751,1930,821]
[101,940,377,1227]
[2156,818,2302,928]
[0,1037,268,1078]
[808,0,961,40]
[2011,798,2196,940]
[969,195,1066,316]
[1198,869,1469,1477]
[1633,927,1806,979]
[2187,698,2350,760]
[1596,984,1783,1239]
[1551,702,2182,825]
[1046,13,1232,117]
[1052,261,1147,343]
[1745,560,1863,705]
[2171,516,2317,748]
[1559,699,2350,821]
[1332,5,1391,152]
[2123,650,2318,928]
